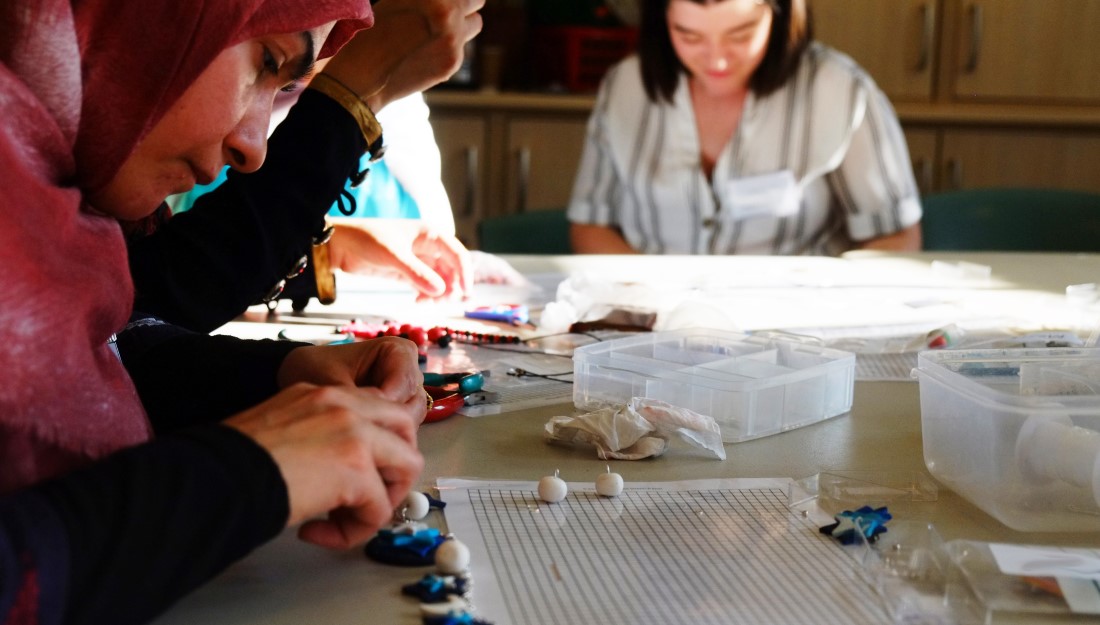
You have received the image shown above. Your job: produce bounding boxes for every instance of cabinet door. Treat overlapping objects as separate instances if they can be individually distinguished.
[946,0,1100,102]
[430,113,487,246]
[941,128,1100,193]
[503,115,589,214]
[904,127,939,196]
[813,0,937,102]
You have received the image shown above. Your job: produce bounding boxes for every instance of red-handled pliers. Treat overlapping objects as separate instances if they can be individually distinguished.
[423,385,464,423]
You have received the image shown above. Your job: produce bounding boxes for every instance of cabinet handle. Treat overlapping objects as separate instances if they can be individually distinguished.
[515,147,531,213]
[914,157,934,195]
[964,3,983,73]
[916,2,934,72]
[946,158,963,190]
[462,145,478,218]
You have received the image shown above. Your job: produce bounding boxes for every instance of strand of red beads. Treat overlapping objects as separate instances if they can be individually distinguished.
[338,321,522,348]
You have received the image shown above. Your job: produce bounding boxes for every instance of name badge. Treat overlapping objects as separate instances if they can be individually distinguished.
[718,170,802,222]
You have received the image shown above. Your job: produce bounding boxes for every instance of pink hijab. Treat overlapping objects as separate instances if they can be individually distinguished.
[0,0,372,492]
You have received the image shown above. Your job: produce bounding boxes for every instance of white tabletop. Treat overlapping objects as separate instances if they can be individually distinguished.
[153,252,1100,625]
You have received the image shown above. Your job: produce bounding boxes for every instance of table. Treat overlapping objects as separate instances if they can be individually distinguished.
[152,252,1100,625]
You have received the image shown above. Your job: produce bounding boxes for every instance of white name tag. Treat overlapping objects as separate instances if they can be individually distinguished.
[719,170,802,221]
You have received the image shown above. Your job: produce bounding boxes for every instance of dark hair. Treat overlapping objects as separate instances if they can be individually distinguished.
[638,0,813,103]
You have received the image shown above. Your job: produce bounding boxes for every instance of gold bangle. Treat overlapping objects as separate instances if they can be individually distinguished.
[308,73,383,151]
[311,238,336,305]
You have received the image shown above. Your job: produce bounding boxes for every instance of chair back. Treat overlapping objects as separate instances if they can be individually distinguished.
[477,209,571,254]
[921,188,1100,252]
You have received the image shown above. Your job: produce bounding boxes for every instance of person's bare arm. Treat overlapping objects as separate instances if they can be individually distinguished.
[325,219,472,301]
[571,223,639,254]
[853,223,922,252]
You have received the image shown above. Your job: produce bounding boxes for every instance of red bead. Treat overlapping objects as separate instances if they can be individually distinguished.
[399,323,414,334]
[407,328,429,347]
[427,327,447,341]
[385,326,400,336]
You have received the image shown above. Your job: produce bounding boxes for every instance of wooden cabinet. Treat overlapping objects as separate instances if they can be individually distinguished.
[942,0,1100,104]
[940,128,1100,193]
[501,116,589,215]
[904,128,939,196]
[430,113,488,246]
[813,0,937,103]
[429,93,590,247]
[815,0,1100,194]
[817,0,1100,105]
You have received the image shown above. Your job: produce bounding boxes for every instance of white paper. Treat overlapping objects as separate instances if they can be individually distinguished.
[989,544,1100,615]
[436,477,886,625]
[990,544,1100,579]
[1059,577,1100,615]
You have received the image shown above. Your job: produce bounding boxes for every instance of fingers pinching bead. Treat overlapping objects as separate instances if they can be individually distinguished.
[595,465,624,497]
[538,469,568,503]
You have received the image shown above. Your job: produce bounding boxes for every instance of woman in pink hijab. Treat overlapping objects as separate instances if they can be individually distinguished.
[0,2,429,623]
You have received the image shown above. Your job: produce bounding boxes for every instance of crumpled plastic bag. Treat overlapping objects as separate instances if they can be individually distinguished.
[543,397,726,460]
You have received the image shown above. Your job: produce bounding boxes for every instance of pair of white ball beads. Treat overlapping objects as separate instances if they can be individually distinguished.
[537,466,624,503]
[397,492,471,576]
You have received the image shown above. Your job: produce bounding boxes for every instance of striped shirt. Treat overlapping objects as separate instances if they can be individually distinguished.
[568,43,922,255]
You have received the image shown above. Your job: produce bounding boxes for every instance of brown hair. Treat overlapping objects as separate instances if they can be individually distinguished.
[638,0,813,103]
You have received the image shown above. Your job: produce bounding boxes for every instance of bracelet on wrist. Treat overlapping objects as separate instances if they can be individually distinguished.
[311,236,336,306]
[308,73,385,161]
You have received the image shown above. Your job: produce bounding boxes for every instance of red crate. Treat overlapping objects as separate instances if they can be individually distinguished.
[532,26,639,93]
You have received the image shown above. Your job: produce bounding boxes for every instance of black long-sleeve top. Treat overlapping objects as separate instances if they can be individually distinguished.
[1,425,288,625]
[0,90,365,625]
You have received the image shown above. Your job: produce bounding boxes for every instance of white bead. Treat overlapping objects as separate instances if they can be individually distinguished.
[595,472,624,497]
[435,539,471,575]
[404,491,430,521]
[538,474,568,503]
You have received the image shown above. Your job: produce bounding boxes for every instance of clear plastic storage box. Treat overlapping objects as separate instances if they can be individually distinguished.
[572,329,856,443]
[915,348,1100,532]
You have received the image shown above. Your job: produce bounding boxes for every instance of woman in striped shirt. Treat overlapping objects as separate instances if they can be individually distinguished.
[569,0,922,255]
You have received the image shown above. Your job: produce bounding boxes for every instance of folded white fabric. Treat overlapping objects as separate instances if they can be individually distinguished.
[544,397,726,460]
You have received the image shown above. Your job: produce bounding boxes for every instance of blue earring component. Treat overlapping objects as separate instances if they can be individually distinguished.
[423,371,486,395]
[819,505,892,545]
[402,573,471,603]
[365,524,446,566]
[422,610,494,625]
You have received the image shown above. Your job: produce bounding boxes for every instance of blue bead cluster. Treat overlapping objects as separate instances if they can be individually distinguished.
[819,505,892,545]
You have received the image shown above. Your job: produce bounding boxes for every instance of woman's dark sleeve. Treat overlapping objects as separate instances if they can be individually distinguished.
[0,425,288,625]
[115,315,308,433]
[128,90,367,334]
